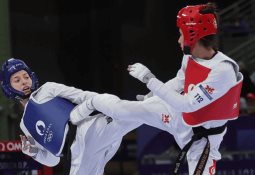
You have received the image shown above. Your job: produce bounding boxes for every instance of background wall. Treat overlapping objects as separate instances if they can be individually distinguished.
[8,0,233,98]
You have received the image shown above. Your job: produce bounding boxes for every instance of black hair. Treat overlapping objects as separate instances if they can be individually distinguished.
[199,2,219,51]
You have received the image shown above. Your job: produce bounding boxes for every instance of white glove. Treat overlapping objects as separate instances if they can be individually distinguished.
[20,135,39,158]
[127,63,155,83]
[136,91,153,101]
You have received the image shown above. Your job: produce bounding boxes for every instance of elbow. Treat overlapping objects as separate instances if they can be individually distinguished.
[170,100,197,113]
[48,159,60,167]
[180,101,203,113]
[42,157,60,167]
[35,150,60,167]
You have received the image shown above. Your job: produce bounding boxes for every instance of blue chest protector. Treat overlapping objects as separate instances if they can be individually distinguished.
[23,97,75,156]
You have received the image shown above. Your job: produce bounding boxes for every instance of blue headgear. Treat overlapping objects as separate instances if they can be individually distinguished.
[0,58,39,100]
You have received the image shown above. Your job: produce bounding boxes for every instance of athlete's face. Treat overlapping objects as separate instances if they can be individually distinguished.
[10,70,32,95]
[178,29,184,51]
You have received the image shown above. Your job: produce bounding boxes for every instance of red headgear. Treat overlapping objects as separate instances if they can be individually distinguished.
[177,5,217,54]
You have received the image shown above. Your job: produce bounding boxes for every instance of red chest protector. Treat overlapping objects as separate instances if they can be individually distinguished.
[183,57,243,126]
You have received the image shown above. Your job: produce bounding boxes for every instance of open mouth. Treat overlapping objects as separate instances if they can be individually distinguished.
[23,87,31,94]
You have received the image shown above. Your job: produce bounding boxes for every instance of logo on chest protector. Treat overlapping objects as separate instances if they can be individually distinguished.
[105,116,113,124]
[36,120,46,136]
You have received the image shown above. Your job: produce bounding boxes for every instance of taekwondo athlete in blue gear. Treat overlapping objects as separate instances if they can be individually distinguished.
[0,58,75,156]
[0,58,96,169]
[0,58,147,175]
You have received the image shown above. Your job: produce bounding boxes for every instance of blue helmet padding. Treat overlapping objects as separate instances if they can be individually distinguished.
[0,58,39,100]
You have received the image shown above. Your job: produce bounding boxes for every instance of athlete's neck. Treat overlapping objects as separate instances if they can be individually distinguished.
[20,98,29,107]
[191,43,216,60]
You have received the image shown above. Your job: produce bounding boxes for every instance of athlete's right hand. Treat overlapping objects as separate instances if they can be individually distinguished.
[20,135,38,158]
[127,63,155,84]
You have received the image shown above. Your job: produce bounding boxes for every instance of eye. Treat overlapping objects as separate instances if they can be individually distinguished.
[14,79,20,83]
[23,73,30,79]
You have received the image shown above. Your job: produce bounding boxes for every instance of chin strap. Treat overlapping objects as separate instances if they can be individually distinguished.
[183,46,191,55]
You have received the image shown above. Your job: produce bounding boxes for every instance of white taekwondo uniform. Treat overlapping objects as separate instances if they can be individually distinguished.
[92,51,243,174]
[19,82,142,175]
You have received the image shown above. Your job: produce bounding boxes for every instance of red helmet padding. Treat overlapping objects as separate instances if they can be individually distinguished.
[177,5,217,51]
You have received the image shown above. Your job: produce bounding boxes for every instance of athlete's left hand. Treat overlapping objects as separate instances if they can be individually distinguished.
[136,91,153,101]
[20,135,39,158]
[127,63,155,83]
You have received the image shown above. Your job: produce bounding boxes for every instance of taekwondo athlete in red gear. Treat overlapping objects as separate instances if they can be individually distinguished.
[0,58,144,175]
[127,3,243,175]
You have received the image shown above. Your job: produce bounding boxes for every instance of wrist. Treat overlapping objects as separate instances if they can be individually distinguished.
[143,72,155,84]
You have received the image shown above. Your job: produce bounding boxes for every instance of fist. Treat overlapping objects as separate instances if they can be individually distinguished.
[136,91,153,101]
[127,63,155,83]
